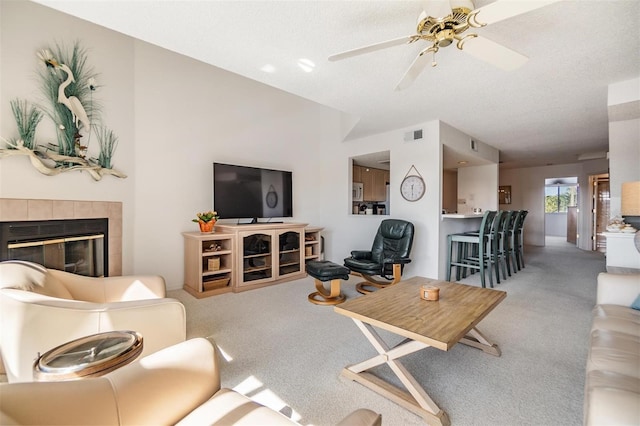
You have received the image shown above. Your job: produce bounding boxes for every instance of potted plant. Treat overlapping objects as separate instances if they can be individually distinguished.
[193,211,219,233]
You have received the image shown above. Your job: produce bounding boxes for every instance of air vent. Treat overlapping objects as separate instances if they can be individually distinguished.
[404,129,423,142]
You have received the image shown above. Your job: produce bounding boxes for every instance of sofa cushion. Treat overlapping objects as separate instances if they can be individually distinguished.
[585,386,640,426]
[594,304,640,320]
[176,388,297,425]
[592,305,640,336]
[596,272,640,306]
[586,370,640,394]
[585,370,640,426]
[588,329,640,379]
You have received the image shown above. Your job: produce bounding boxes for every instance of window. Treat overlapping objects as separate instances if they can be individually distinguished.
[545,185,578,213]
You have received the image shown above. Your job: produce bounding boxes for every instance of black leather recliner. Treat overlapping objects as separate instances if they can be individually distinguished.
[344,219,414,294]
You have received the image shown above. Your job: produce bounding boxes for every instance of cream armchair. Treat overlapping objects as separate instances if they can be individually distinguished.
[0,338,382,426]
[0,260,186,383]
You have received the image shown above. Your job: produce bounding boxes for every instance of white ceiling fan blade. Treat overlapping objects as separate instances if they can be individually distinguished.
[394,49,433,91]
[460,35,528,70]
[421,0,452,18]
[473,0,562,25]
[329,35,415,62]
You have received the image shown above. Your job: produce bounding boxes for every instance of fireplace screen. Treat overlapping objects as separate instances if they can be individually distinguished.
[8,235,104,277]
[0,219,108,277]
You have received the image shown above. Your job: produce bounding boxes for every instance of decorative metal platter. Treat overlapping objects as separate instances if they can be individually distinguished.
[33,330,143,381]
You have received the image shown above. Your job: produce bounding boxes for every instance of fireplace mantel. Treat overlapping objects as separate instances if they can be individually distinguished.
[0,198,122,276]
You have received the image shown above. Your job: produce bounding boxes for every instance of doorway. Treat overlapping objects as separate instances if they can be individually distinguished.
[544,177,579,245]
[590,174,610,252]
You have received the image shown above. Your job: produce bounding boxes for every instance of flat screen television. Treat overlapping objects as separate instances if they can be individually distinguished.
[213,162,293,222]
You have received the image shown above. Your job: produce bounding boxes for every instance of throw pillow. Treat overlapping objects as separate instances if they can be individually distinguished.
[632,294,640,311]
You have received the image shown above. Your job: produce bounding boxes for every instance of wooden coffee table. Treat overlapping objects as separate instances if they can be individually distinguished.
[334,276,506,425]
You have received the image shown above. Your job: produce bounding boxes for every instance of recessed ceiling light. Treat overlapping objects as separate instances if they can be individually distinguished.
[297,58,315,73]
[458,160,468,165]
[260,64,276,73]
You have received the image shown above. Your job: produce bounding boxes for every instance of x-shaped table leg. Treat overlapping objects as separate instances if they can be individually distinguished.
[459,327,501,356]
[341,319,451,426]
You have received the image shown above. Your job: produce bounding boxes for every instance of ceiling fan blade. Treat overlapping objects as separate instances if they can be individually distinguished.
[460,35,528,71]
[394,48,434,91]
[473,0,561,25]
[421,0,452,18]
[329,35,415,62]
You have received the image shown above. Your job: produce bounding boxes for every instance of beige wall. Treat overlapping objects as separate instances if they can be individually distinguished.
[499,159,608,249]
[607,77,640,217]
[457,164,499,215]
[0,1,136,273]
[608,118,640,215]
[0,1,338,286]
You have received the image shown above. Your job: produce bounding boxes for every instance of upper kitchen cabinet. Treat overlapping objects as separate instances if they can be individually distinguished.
[354,166,388,202]
[351,151,390,215]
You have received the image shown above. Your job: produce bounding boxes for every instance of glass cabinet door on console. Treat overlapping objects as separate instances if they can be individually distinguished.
[276,230,303,278]
[239,232,274,286]
[214,223,309,292]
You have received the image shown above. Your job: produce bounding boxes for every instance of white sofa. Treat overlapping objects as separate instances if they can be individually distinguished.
[584,272,640,425]
[0,338,382,426]
[0,260,186,382]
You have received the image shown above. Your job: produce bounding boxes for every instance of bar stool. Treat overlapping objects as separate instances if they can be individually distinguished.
[462,210,506,284]
[446,210,495,288]
[489,210,508,283]
[499,210,517,277]
[512,210,528,270]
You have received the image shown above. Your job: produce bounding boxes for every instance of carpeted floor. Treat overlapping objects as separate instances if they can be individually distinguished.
[169,237,606,425]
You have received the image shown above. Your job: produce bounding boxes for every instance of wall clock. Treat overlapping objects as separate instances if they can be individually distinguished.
[266,185,278,208]
[400,165,425,202]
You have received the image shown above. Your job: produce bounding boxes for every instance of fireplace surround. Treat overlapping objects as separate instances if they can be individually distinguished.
[0,199,122,276]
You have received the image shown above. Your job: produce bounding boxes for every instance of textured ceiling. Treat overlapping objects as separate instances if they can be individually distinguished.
[32,0,640,169]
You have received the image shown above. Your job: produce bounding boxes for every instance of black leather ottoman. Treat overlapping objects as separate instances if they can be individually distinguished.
[306,260,350,305]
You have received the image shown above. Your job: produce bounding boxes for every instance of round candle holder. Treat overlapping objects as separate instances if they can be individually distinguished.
[420,285,440,301]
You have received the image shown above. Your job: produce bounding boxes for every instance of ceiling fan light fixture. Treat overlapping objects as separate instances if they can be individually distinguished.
[435,29,456,47]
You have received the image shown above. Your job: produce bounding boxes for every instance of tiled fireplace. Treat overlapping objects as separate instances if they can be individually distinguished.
[0,199,122,276]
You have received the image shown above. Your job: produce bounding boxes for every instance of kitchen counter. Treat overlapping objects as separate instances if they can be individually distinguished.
[442,213,485,219]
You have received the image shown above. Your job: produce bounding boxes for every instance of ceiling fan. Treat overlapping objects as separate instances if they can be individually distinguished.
[329,0,560,91]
